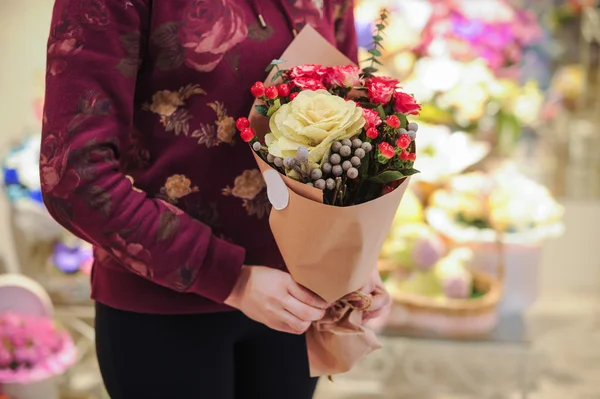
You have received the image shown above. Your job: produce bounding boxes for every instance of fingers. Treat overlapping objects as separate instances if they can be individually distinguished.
[287,282,329,310]
[283,296,326,322]
[274,310,311,335]
[362,289,391,322]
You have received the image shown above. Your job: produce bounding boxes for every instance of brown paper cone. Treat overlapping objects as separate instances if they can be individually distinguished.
[248,25,412,377]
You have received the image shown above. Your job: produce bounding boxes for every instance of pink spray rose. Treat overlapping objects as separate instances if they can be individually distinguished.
[366,76,400,104]
[393,91,421,115]
[326,65,361,88]
[361,107,382,129]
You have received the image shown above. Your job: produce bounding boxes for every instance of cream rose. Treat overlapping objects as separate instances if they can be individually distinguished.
[265,90,365,164]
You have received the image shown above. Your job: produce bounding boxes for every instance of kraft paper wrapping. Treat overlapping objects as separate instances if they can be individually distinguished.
[249,25,411,376]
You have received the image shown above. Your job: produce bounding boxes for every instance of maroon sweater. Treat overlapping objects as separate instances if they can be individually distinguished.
[41,0,358,314]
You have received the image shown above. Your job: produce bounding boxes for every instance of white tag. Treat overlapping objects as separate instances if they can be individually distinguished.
[263,169,289,210]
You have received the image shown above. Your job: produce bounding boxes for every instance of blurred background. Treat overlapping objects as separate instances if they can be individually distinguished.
[0,0,599,398]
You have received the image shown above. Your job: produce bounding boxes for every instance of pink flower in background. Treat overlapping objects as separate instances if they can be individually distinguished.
[47,20,84,76]
[0,312,75,382]
[179,0,248,73]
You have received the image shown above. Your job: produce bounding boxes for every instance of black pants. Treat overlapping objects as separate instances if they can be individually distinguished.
[95,302,318,399]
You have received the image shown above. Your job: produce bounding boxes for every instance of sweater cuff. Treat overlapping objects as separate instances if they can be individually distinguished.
[189,236,246,303]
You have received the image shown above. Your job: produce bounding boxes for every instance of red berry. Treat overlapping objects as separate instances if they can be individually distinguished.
[399,150,410,161]
[366,127,379,139]
[235,117,250,131]
[381,185,395,195]
[265,86,279,100]
[277,84,291,97]
[386,115,401,129]
[378,142,395,159]
[240,128,256,143]
[408,152,417,162]
[397,134,411,149]
[289,92,299,101]
[251,82,266,98]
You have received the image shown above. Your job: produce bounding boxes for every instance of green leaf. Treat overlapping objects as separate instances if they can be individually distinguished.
[255,105,268,116]
[368,171,405,184]
[372,58,384,66]
[266,99,281,117]
[271,69,285,83]
[374,35,383,41]
[265,59,287,72]
[400,168,420,176]
[376,105,386,119]
[376,24,386,30]
[398,113,408,128]
[361,66,378,75]
[368,48,382,57]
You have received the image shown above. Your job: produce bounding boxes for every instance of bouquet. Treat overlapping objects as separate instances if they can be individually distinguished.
[236,14,421,376]
[0,312,75,384]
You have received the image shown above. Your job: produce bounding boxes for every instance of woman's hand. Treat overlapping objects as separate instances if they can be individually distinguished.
[225,266,329,335]
[361,270,391,324]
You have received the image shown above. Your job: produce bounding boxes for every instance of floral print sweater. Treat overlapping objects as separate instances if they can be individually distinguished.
[41,0,358,314]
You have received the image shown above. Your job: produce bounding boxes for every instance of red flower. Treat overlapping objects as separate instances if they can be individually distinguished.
[80,0,110,27]
[289,64,328,81]
[366,127,379,139]
[240,128,256,142]
[292,77,326,91]
[277,84,291,97]
[326,65,361,88]
[386,115,401,129]
[397,134,412,149]
[108,233,153,279]
[47,20,84,76]
[366,76,400,104]
[408,152,417,162]
[289,92,299,101]
[393,92,421,115]
[178,0,248,73]
[399,150,410,161]
[378,142,395,159]
[40,131,81,198]
[361,108,382,129]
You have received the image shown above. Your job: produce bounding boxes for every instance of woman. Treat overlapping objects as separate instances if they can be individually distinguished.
[41,0,390,398]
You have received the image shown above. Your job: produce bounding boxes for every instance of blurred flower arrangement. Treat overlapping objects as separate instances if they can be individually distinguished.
[426,163,564,244]
[1,136,63,241]
[355,0,548,155]
[0,312,75,384]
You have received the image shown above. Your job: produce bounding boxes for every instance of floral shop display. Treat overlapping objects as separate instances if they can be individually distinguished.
[41,236,93,307]
[354,0,548,157]
[1,136,63,242]
[376,203,502,337]
[0,275,76,399]
[426,164,564,313]
[236,13,423,375]
[384,246,502,338]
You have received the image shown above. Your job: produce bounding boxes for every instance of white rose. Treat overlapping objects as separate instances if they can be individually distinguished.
[265,90,365,164]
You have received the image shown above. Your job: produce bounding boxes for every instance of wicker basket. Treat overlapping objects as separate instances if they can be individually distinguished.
[381,240,504,338]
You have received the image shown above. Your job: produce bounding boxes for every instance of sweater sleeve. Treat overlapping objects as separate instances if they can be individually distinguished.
[334,0,359,64]
[41,0,245,303]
